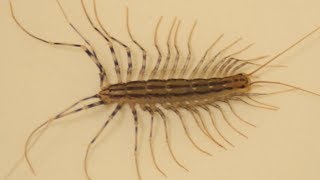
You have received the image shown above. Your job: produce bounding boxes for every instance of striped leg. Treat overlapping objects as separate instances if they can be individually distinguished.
[169,20,181,78]
[154,107,189,171]
[10,1,107,87]
[84,104,122,180]
[126,8,148,81]
[23,95,102,174]
[150,17,163,79]
[159,18,177,79]
[189,34,224,78]
[179,21,197,78]
[130,107,142,180]
[82,0,129,83]
[165,105,212,156]
[143,106,167,177]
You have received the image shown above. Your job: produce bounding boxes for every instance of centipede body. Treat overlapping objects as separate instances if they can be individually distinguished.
[2,0,320,180]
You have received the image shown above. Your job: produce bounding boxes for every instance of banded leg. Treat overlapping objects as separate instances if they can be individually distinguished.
[169,20,181,78]
[154,107,189,171]
[84,104,122,180]
[130,107,142,180]
[201,38,242,77]
[143,106,167,177]
[199,105,234,147]
[209,43,254,77]
[24,95,102,174]
[10,1,107,87]
[165,106,212,156]
[189,34,224,78]
[126,8,148,81]
[179,21,197,78]
[82,0,130,83]
[210,104,248,138]
[149,17,163,79]
[159,18,177,79]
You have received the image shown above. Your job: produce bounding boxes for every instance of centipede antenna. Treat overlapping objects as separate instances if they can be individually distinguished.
[250,81,320,97]
[249,26,320,75]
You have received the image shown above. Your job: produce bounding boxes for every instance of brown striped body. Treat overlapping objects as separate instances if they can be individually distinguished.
[99,73,251,105]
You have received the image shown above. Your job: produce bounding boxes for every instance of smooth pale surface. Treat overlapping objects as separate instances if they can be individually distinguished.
[1,0,320,180]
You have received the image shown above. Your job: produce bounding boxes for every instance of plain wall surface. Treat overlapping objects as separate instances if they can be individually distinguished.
[1,0,320,180]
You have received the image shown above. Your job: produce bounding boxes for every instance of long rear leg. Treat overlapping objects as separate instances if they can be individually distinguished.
[84,104,122,180]
[153,107,189,171]
[24,95,102,174]
[10,1,107,87]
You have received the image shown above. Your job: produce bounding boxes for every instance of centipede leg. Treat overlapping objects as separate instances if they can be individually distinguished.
[189,34,224,78]
[190,106,226,150]
[159,18,177,79]
[150,17,163,79]
[211,104,248,139]
[143,107,167,177]
[10,1,107,87]
[154,107,189,172]
[84,104,122,180]
[22,95,101,175]
[169,20,181,78]
[199,105,235,147]
[126,8,148,81]
[179,21,197,78]
[225,101,256,127]
[165,106,212,156]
